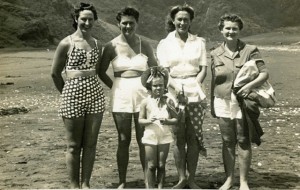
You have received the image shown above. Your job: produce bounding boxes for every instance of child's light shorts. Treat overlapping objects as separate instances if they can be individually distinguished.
[142,123,174,145]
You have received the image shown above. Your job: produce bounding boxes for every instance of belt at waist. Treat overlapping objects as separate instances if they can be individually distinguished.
[170,74,197,79]
[66,69,96,79]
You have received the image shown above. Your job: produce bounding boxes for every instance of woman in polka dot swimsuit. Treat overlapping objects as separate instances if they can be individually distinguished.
[51,3,105,189]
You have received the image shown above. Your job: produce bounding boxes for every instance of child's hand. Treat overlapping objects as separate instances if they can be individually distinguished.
[150,117,157,123]
[159,118,167,125]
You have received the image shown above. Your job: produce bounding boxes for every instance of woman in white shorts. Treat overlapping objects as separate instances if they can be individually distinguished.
[99,7,157,189]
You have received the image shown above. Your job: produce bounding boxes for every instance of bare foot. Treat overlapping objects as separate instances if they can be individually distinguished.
[82,185,90,189]
[219,178,233,190]
[81,182,90,189]
[70,183,80,189]
[188,180,200,189]
[172,179,187,189]
[118,183,126,189]
[239,182,250,190]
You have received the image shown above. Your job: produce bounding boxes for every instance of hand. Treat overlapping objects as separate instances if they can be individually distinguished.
[159,118,167,125]
[150,117,157,123]
[237,85,252,98]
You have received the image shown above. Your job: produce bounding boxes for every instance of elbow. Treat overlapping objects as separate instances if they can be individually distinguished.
[51,72,61,80]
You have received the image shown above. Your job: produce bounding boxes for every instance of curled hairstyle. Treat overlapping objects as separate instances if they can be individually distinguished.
[165,4,195,33]
[72,3,98,29]
[116,7,139,23]
[144,67,169,93]
[218,13,243,31]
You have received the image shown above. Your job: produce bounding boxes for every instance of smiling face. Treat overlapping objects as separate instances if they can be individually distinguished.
[173,11,191,35]
[221,21,240,42]
[77,10,95,33]
[118,15,137,38]
[151,77,165,98]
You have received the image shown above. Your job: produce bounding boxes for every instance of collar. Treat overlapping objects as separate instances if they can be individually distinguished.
[215,39,246,57]
[165,31,197,42]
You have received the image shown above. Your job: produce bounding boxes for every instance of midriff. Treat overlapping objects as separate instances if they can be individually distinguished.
[114,70,144,78]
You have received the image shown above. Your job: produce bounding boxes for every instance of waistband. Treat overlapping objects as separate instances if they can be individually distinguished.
[170,74,197,79]
[66,69,96,79]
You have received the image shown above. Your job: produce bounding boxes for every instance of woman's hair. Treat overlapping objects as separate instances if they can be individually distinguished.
[165,4,195,33]
[72,3,98,29]
[218,13,244,31]
[116,7,139,23]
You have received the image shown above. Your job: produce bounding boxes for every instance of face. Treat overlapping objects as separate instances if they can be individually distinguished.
[118,15,137,37]
[151,77,165,98]
[173,11,191,35]
[221,21,240,42]
[77,10,95,33]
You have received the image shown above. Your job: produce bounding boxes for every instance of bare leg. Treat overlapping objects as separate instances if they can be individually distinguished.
[134,112,145,171]
[237,119,251,190]
[157,144,170,189]
[218,118,237,190]
[113,112,133,189]
[63,117,85,189]
[173,122,187,189]
[81,113,103,189]
[186,118,200,189]
[145,144,157,189]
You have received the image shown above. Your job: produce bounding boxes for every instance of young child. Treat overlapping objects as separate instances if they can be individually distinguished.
[139,66,178,189]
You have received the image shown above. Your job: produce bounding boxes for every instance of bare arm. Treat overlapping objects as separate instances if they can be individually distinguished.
[138,100,155,126]
[196,65,207,84]
[98,42,113,89]
[51,38,69,94]
[142,40,158,67]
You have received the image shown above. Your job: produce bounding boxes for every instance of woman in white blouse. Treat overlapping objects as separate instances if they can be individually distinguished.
[156,4,208,189]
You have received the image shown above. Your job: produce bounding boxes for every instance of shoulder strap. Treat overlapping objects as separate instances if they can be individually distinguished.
[139,36,142,54]
[67,35,75,55]
[94,38,99,49]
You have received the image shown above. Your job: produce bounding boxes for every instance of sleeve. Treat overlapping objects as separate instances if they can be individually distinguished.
[156,40,170,67]
[198,38,208,66]
[250,47,267,73]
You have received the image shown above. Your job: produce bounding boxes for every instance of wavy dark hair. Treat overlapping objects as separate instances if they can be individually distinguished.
[165,4,195,33]
[116,6,139,23]
[72,3,98,29]
[218,13,244,31]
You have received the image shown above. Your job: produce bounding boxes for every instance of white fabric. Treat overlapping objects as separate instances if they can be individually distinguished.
[111,77,148,112]
[214,93,242,119]
[157,31,207,77]
[234,60,276,107]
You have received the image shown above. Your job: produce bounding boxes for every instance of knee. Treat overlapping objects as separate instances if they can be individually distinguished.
[237,137,251,150]
[118,135,131,147]
[222,137,236,148]
[158,162,166,171]
[147,162,157,172]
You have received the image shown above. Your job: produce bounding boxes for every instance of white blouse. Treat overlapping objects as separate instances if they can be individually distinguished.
[157,31,207,77]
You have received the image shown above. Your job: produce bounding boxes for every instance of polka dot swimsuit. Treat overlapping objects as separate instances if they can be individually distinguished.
[59,36,105,118]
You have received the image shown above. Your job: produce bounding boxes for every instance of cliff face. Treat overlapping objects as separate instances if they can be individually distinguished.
[1,0,299,48]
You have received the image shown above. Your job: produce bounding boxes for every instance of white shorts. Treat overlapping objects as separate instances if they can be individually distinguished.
[142,123,174,145]
[214,93,242,119]
[111,77,148,113]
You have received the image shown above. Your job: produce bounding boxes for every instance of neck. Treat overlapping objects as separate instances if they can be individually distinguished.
[122,34,137,44]
[175,31,188,42]
[225,40,238,52]
[75,29,91,40]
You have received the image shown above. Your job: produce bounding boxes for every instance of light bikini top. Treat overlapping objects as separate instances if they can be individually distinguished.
[111,36,148,72]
